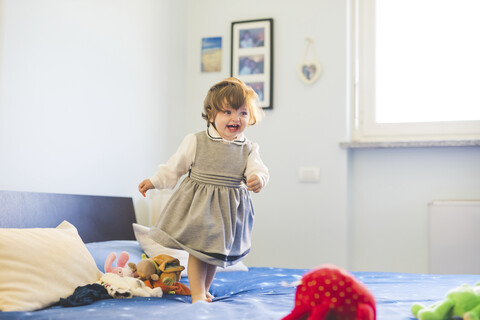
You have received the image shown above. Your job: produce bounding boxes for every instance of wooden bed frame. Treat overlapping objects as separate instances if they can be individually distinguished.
[0,190,136,242]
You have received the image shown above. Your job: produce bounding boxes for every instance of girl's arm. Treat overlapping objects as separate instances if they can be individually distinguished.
[245,143,269,193]
[149,134,196,190]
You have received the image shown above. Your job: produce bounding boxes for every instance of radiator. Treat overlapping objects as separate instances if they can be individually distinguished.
[429,200,480,274]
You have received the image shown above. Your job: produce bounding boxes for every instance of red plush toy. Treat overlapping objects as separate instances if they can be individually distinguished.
[283,264,376,320]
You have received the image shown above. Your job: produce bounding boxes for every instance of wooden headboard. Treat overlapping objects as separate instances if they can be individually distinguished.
[0,190,137,243]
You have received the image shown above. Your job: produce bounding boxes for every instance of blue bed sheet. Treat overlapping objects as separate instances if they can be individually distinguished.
[1,267,479,320]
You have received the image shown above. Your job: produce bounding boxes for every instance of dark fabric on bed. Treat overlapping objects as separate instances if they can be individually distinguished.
[2,267,479,320]
[57,284,111,307]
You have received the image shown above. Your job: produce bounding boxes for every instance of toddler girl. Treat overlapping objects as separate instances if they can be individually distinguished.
[138,77,269,303]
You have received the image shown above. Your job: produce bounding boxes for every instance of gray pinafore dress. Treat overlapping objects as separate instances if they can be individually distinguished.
[149,131,254,268]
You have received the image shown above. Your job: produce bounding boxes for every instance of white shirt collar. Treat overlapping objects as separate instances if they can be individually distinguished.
[206,126,246,145]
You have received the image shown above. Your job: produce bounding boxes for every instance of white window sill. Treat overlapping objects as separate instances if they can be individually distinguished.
[339,139,480,149]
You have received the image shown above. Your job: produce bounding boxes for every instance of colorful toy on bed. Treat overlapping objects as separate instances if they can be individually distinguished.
[136,253,158,281]
[104,251,136,277]
[411,283,480,320]
[282,264,376,320]
[136,253,184,283]
[135,253,190,295]
[144,278,191,296]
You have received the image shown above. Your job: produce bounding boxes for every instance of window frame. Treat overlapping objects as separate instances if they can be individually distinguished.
[350,0,480,143]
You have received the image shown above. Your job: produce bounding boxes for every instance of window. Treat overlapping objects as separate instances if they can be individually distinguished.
[351,0,480,142]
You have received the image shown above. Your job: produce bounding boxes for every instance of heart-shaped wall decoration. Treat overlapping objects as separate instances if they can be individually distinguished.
[299,60,322,85]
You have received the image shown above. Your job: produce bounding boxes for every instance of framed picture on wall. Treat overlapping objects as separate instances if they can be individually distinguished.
[201,36,222,72]
[231,18,273,109]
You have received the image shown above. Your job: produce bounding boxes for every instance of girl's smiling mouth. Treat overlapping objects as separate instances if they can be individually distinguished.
[227,124,240,130]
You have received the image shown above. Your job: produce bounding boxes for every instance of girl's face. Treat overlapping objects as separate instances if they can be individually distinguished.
[212,104,249,141]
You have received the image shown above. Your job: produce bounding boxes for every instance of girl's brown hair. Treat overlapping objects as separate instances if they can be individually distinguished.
[202,77,264,126]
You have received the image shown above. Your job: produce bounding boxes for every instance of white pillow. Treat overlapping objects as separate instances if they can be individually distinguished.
[132,223,248,276]
[0,221,102,312]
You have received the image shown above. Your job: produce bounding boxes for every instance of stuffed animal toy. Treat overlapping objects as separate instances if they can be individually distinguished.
[136,253,184,285]
[143,278,191,295]
[136,254,159,281]
[282,264,376,320]
[135,253,189,295]
[104,251,135,277]
[127,262,138,278]
[412,283,480,320]
[98,272,163,298]
[154,254,184,285]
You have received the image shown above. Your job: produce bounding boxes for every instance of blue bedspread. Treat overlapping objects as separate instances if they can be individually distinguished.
[1,267,478,320]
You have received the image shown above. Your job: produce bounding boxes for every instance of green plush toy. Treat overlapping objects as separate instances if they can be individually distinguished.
[412,283,480,320]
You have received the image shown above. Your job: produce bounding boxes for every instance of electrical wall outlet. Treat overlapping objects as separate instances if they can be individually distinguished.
[298,166,320,183]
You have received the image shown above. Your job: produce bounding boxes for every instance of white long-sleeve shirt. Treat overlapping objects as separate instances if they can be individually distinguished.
[150,127,269,190]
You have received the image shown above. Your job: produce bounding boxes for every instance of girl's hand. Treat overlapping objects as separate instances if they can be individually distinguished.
[246,174,264,193]
[138,179,154,197]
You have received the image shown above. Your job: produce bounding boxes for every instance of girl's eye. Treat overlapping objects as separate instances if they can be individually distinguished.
[241,112,248,116]
[224,110,231,115]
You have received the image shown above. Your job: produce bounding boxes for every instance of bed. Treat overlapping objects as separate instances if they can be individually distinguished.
[0,190,478,320]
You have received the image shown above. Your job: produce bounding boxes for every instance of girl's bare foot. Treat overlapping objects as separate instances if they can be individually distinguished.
[191,294,205,303]
[192,294,213,303]
[206,292,214,300]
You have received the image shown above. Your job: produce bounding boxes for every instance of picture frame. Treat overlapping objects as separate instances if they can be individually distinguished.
[201,36,222,72]
[231,18,273,109]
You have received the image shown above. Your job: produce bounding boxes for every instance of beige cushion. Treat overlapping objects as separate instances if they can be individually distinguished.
[132,223,248,276]
[0,221,102,312]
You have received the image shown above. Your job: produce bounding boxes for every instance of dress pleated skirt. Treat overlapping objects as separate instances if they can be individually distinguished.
[149,174,254,268]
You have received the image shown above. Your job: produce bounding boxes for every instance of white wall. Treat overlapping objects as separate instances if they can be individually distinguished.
[183,0,480,272]
[0,0,187,213]
[349,147,480,273]
[184,0,350,269]
[1,0,479,273]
